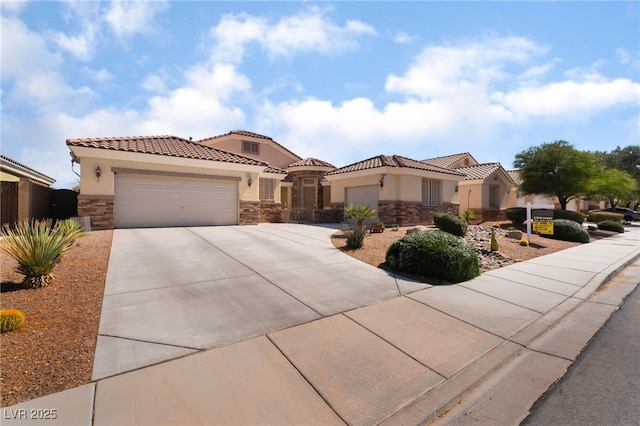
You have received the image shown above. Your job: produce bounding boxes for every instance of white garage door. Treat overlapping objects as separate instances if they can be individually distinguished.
[115,174,238,228]
[345,185,379,217]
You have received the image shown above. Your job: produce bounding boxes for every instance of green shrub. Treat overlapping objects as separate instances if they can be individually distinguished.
[1,309,26,333]
[553,210,586,224]
[461,209,476,224]
[1,220,76,288]
[342,224,367,249]
[541,219,590,243]
[597,220,625,233]
[433,212,468,237]
[589,211,623,223]
[505,207,527,224]
[385,230,479,283]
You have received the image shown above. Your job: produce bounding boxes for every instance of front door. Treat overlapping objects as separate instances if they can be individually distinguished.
[300,178,317,222]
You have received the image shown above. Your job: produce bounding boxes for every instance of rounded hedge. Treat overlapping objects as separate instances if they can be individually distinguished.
[541,219,590,243]
[385,230,479,283]
[505,207,527,224]
[553,210,586,224]
[597,220,625,233]
[433,212,468,237]
[589,211,623,223]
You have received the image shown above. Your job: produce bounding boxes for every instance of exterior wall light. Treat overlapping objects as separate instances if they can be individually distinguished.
[380,173,386,188]
[247,174,253,187]
[95,166,102,181]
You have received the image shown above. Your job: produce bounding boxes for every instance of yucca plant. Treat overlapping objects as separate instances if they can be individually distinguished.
[1,220,76,289]
[344,204,376,249]
[54,218,86,241]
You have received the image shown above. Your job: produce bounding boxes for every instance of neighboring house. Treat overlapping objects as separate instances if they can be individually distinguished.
[423,153,518,222]
[199,130,337,223]
[0,155,56,226]
[507,170,603,212]
[324,154,464,225]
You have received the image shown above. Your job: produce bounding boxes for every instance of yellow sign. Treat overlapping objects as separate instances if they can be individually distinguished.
[535,222,554,235]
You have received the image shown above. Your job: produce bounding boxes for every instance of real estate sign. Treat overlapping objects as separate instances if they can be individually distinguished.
[533,209,554,235]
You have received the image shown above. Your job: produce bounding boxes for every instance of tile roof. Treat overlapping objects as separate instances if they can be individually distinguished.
[507,170,522,185]
[326,154,465,176]
[455,162,514,182]
[0,154,56,184]
[66,135,269,167]
[264,166,288,175]
[286,158,336,169]
[422,152,474,168]
[198,130,303,162]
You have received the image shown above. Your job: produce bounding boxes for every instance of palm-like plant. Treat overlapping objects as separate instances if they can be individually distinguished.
[343,204,376,249]
[344,204,376,228]
[1,220,76,288]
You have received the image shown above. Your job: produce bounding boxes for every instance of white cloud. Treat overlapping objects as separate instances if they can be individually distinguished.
[0,0,27,14]
[385,36,548,99]
[210,7,377,63]
[390,31,416,44]
[82,67,113,82]
[105,0,169,39]
[495,78,640,118]
[616,47,630,64]
[141,74,167,93]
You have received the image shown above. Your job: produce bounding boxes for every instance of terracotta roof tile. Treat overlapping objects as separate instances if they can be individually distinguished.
[198,130,303,162]
[0,154,56,183]
[455,163,504,180]
[327,154,465,176]
[264,166,288,174]
[422,152,474,169]
[66,135,269,167]
[507,170,522,185]
[286,158,336,168]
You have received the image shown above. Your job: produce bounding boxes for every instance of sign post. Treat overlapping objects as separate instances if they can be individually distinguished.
[526,202,555,243]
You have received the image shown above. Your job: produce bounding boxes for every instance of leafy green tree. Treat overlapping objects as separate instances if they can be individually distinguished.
[601,145,640,209]
[587,168,637,209]
[514,140,598,210]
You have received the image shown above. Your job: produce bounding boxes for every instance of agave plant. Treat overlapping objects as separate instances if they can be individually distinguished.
[1,220,76,288]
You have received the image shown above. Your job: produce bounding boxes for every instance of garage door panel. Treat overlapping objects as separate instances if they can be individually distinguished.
[115,175,238,228]
[345,185,379,217]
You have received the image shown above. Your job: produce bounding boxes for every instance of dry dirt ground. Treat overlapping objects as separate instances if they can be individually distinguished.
[0,223,616,407]
[0,230,112,407]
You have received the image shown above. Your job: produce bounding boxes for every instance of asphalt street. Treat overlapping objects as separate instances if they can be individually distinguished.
[523,284,640,425]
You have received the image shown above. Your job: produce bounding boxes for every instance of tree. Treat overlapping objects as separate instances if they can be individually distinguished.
[587,169,637,208]
[601,145,640,209]
[513,140,598,210]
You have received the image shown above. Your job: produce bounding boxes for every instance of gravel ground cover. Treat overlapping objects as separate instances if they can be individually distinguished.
[330,223,618,275]
[0,230,112,407]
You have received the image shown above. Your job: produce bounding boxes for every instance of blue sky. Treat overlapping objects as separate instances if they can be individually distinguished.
[2,1,639,188]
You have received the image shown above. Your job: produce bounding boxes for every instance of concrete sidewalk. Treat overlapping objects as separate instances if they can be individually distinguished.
[3,225,639,425]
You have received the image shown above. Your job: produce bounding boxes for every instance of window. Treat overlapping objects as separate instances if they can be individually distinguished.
[422,178,441,206]
[242,141,259,154]
[259,178,276,201]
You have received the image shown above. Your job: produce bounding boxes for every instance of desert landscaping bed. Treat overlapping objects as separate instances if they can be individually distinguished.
[0,230,112,407]
[331,223,618,276]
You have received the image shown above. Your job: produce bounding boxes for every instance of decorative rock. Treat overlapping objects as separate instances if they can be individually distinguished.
[507,230,523,239]
[406,225,429,234]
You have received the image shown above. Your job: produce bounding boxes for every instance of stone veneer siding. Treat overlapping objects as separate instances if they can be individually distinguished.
[259,201,284,223]
[77,195,114,230]
[377,201,459,226]
[239,200,260,225]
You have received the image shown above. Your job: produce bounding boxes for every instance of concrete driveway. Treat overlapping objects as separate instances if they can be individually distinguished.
[92,223,426,379]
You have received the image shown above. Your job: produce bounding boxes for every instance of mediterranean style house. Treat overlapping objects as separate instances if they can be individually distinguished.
[66,130,517,230]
